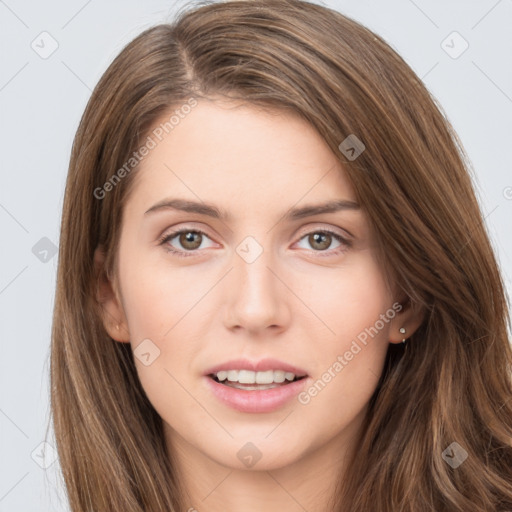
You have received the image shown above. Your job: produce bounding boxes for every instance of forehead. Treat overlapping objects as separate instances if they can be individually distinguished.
[126,99,357,216]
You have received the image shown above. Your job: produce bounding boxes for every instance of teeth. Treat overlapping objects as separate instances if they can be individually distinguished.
[216,370,228,381]
[256,370,273,384]
[273,370,286,383]
[227,370,238,382]
[214,370,301,384]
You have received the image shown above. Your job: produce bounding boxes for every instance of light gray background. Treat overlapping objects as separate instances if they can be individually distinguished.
[1,0,511,510]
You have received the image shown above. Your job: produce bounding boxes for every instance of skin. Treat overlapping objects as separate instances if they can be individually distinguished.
[96,98,422,512]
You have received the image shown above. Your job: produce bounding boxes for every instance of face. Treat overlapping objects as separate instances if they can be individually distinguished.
[98,98,411,474]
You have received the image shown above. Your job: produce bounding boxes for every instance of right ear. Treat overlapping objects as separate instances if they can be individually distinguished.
[93,245,130,343]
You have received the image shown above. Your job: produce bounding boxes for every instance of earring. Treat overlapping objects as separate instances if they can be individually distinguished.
[399,327,406,343]
[116,324,120,331]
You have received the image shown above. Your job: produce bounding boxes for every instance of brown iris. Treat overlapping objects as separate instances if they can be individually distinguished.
[308,232,332,251]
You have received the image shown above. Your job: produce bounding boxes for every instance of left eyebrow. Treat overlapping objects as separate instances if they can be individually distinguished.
[283,199,360,220]
[144,198,360,221]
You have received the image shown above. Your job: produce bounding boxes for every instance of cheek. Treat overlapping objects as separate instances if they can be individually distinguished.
[118,262,211,402]
[297,256,393,419]
[120,259,208,340]
[305,253,393,347]
[120,278,201,434]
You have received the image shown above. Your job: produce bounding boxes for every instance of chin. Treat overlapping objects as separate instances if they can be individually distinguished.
[203,436,309,472]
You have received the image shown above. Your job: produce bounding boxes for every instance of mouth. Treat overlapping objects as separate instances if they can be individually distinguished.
[203,359,310,412]
[208,370,308,391]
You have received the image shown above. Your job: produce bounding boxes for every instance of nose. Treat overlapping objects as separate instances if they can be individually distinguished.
[223,241,291,335]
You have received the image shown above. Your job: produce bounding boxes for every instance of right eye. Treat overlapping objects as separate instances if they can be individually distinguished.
[159,228,216,257]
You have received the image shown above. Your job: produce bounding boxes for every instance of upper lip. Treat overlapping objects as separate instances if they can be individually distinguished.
[204,358,308,377]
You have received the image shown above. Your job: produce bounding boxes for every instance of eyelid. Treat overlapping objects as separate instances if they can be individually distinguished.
[157,221,215,241]
[294,222,353,240]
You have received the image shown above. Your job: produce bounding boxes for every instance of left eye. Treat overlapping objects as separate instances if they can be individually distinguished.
[295,230,349,254]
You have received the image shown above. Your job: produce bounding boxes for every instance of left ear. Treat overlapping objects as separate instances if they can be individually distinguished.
[388,297,424,344]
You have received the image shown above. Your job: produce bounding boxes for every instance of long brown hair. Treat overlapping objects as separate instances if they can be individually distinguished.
[49,0,512,510]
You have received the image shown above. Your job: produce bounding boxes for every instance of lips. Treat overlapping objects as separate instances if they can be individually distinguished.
[203,358,310,413]
[204,358,308,377]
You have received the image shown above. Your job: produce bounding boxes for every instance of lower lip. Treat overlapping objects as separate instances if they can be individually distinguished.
[204,375,309,413]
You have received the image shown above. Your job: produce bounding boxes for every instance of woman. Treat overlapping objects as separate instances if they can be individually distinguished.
[50,0,512,510]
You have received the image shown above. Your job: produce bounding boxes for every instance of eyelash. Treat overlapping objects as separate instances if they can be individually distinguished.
[158,227,351,258]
